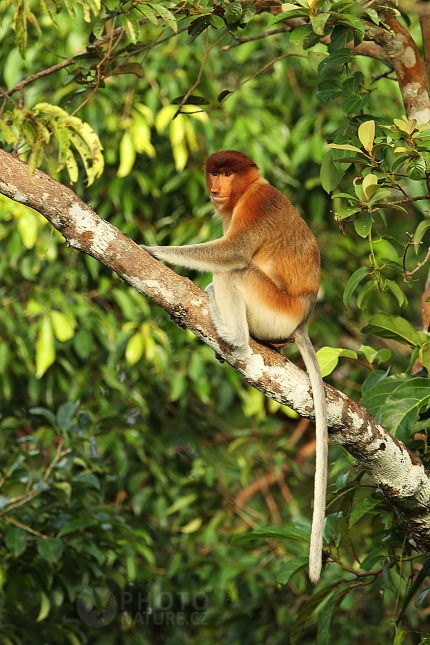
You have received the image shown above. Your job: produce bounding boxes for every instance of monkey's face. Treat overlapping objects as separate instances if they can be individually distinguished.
[207,171,235,210]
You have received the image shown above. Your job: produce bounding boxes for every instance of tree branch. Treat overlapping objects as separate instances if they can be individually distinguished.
[365,15,430,125]
[1,149,430,552]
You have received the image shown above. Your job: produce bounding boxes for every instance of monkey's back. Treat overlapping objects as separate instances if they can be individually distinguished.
[235,180,320,299]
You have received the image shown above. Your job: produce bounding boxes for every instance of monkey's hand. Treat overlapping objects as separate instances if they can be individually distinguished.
[140,244,163,259]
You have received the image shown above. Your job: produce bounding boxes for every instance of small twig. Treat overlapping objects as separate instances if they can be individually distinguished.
[6,20,188,99]
[371,70,397,83]
[383,195,430,206]
[401,233,430,282]
[0,85,18,110]
[42,439,65,483]
[327,543,397,582]
[221,25,293,51]
[71,28,124,116]
[219,52,306,106]
[4,515,49,539]
[405,246,430,281]
[40,226,55,262]
[2,489,40,514]
[173,31,227,119]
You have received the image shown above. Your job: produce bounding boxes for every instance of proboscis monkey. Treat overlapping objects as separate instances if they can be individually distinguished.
[142,150,328,584]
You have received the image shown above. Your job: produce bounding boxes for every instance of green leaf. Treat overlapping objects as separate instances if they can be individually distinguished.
[270,7,307,24]
[338,14,365,34]
[308,50,326,71]
[360,375,408,415]
[291,580,346,645]
[331,134,355,170]
[277,557,309,584]
[317,48,355,72]
[210,14,225,28]
[35,314,55,379]
[380,235,405,256]
[316,588,351,645]
[354,212,372,238]
[396,556,430,624]
[30,407,57,425]
[334,206,362,221]
[37,538,64,563]
[73,472,101,489]
[121,13,140,43]
[356,281,378,310]
[359,345,378,364]
[188,15,210,42]
[376,348,391,363]
[36,591,51,622]
[326,143,363,154]
[366,8,379,24]
[383,563,396,593]
[111,63,145,78]
[290,24,313,45]
[141,4,158,25]
[310,12,330,36]
[385,280,407,307]
[349,498,380,527]
[343,266,370,306]
[316,79,343,102]
[358,120,375,152]
[328,25,353,52]
[361,369,390,396]
[218,89,232,103]
[361,313,421,347]
[303,29,322,50]
[166,493,198,515]
[224,1,242,23]
[419,341,430,372]
[360,547,385,571]
[57,401,78,431]
[5,527,27,557]
[320,150,342,193]
[233,522,311,545]
[171,95,210,105]
[57,517,98,537]
[342,93,371,116]
[342,72,364,96]
[50,310,75,342]
[241,3,256,23]
[149,3,177,32]
[316,347,357,377]
[126,332,144,366]
[378,378,430,440]
[407,155,426,180]
[413,219,430,250]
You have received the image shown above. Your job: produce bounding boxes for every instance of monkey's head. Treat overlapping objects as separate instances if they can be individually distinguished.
[205,150,260,212]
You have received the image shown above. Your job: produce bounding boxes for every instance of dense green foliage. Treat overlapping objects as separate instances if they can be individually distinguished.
[2,0,430,643]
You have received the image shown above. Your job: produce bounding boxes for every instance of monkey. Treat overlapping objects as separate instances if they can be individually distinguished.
[141,150,328,585]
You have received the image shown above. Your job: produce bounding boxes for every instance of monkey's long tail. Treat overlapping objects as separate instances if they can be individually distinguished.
[294,325,328,585]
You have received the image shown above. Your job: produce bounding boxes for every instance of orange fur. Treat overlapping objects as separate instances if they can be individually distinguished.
[204,150,320,342]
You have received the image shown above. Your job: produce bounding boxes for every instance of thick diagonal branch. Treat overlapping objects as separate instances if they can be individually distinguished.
[0,149,430,551]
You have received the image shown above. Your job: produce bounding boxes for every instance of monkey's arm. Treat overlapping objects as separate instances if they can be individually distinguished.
[141,234,254,273]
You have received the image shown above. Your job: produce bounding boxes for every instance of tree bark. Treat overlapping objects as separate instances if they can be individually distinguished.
[1,148,430,550]
[366,14,430,125]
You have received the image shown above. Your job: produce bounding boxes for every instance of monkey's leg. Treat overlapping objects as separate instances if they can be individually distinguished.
[205,274,249,351]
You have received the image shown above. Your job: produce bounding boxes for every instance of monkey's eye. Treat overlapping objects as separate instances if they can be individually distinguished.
[225,172,231,177]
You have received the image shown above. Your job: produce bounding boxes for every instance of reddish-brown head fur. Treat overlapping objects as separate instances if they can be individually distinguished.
[205,150,260,212]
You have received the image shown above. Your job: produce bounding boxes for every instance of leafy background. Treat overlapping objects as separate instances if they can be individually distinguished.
[1,0,430,643]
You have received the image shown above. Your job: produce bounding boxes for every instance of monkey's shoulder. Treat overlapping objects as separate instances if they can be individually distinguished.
[256,184,306,223]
